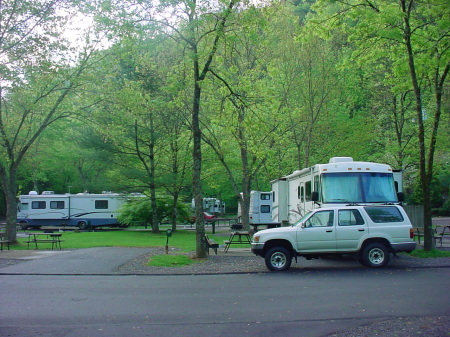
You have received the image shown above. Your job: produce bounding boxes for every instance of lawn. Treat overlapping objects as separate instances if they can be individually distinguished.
[12,229,216,251]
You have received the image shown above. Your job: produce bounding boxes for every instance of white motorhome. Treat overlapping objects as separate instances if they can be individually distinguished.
[17,191,134,230]
[238,191,280,228]
[272,157,403,225]
[191,197,226,214]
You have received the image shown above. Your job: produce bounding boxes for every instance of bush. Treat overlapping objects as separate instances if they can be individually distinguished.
[118,195,191,226]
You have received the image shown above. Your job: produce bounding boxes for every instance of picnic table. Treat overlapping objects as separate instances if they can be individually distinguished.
[224,231,251,253]
[26,233,63,250]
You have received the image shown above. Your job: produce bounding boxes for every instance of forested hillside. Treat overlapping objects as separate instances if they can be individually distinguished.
[1,0,448,251]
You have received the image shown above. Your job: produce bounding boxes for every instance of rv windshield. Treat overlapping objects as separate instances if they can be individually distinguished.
[321,172,397,204]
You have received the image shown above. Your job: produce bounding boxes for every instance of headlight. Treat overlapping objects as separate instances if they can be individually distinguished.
[253,235,260,242]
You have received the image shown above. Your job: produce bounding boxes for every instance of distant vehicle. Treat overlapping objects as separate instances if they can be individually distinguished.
[191,197,226,214]
[189,212,217,224]
[16,191,141,230]
[203,212,216,220]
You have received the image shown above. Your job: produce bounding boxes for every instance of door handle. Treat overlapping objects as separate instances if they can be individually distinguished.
[326,230,333,233]
[358,229,365,231]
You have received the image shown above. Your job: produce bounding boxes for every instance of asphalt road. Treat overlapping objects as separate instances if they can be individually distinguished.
[1,265,449,337]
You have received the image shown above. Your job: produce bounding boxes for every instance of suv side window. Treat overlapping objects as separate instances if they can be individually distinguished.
[305,210,334,227]
[364,206,404,223]
[338,209,365,226]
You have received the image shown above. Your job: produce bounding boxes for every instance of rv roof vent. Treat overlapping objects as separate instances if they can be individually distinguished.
[29,191,38,195]
[42,191,55,195]
[329,157,353,163]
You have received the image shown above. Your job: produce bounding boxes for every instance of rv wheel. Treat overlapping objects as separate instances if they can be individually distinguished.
[78,221,89,230]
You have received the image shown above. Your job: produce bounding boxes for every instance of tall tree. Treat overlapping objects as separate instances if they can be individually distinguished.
[96,0,240,257]
[312,0,450,250]
[0,0,97,242]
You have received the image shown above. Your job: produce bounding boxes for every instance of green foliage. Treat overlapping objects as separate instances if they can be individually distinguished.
[118,196,191,225]
[2,0,448,227]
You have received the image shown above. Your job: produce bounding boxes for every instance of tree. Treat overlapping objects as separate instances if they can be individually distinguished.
[96,0,241,257]
[0,0,102,242]
[312,0,450,250]
[200,5,283,230]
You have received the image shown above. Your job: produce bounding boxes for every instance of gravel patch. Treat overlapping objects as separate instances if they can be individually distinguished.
[116,248,268,275]
[326,316,450,337]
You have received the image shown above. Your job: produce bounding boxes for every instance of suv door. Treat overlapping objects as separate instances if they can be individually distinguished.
[296,210,337,252]
[335,208,367,251]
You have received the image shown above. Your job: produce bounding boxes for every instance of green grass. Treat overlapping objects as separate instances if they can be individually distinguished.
[147,254,200,267]
[409,249,450,258]
[13,230,204,251]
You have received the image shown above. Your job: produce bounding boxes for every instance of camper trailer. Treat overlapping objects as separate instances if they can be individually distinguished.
[16,191,134,230]
[191,197,226,214]
[248,191,273,224]
[238,191,280,229]
[272,157,403,225]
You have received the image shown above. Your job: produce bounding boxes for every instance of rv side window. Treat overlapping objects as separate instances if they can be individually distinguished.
[314,175,320,200]
[50,201,65,209]
[300,185,305,202]
[32,201,46,209]
[261,205,271,213]
[95,200,109,209]
[305,181,312,201]
[260,194,271,200]
[21,203,29,210]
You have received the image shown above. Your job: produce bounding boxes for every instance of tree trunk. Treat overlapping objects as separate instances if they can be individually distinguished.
[401,0,432,250]
[193,80,207,258]
[1,167,18,243]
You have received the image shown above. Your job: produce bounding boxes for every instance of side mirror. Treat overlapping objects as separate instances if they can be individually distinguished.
[300,222,306,228]
[312,191,319,202]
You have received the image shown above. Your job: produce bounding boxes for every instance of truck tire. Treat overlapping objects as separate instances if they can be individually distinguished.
[265,247,292,271]
[361,243,390,268]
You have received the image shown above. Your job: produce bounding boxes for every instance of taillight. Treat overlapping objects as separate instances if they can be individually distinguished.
[410,228,414,239]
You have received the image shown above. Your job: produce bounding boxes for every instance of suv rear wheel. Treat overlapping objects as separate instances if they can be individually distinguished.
[265,247,292,271]
[361,243,390,268]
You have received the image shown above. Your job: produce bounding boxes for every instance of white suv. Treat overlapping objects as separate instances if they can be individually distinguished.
[251,205,416,271]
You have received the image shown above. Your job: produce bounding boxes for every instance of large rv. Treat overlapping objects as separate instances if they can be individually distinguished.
[17,191,135,230]
[272,157,403,225]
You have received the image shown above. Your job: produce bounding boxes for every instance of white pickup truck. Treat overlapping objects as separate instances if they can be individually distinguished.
[251,205,416,271]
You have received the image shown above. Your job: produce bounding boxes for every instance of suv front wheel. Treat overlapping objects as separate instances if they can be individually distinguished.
[265,247,292,271]
[360,243,390,268]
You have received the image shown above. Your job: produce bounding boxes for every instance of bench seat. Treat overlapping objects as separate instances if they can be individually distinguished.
[0,233,10,251]
[205,234,219,255]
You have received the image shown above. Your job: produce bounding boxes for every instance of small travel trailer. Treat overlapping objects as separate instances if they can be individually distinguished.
[238,191,280,229]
